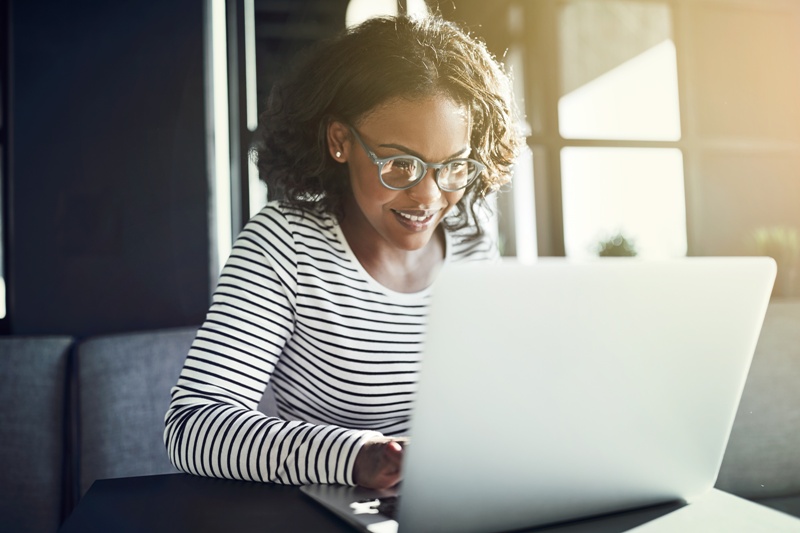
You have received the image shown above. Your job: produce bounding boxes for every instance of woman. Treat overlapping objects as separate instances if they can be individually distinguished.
[164,14,522,490]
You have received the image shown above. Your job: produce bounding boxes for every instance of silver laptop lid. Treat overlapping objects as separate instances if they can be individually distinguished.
[398,258,775,533]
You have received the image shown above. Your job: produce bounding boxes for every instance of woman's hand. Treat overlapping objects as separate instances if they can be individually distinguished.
[353,436,409,489]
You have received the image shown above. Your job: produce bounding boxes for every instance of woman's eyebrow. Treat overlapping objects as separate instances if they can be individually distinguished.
[377,143,471,161]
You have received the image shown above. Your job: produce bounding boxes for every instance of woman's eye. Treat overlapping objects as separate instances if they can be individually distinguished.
[449,161,467,173]
[393,159,416,172]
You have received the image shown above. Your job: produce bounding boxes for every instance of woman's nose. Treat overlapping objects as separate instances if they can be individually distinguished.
[407,167,442,204]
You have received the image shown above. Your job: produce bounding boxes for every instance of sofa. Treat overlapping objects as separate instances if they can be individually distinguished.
[1,301,798,533]
[716,299,800,516]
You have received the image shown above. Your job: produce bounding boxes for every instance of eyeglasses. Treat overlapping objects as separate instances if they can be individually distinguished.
[348,126,485,192]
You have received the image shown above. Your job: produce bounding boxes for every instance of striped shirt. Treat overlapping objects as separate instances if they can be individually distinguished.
[164,201,497,485]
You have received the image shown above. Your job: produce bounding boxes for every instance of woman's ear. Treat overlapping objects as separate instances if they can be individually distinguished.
[327,121,350,163]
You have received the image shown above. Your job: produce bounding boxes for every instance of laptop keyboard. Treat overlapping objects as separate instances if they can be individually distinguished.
[354,496,401,519]
[376,496,400,519]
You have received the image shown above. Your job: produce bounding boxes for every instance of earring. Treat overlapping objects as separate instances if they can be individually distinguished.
[335,151,342,158]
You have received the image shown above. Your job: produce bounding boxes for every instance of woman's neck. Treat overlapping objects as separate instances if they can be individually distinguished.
[339,206,445,294]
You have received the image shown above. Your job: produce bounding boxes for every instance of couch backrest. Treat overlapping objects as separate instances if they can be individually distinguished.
[0,336,73,533]
[76,327,198,496]
[75,325,279,497]
[716,299,800,499]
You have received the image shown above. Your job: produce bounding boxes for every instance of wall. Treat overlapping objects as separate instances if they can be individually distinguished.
[10,0,211,336]
[678,0,800,296]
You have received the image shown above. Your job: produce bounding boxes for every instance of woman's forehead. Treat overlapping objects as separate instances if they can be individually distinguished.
[355,95,471,146]
[354,96,472,161]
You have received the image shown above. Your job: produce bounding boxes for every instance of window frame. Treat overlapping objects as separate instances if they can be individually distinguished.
[0,0,10,332]
[521,0,689,257]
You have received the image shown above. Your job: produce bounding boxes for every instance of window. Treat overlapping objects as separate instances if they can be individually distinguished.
[346,0,429,27]
[556,0,687,259]
[1,0,8,321]
[516,0,800,279]
[207,0,232,278]
[561,147,686,258]
[558,1,681,142]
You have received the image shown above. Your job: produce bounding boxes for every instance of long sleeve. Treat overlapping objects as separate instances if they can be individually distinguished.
[164,206,381,485]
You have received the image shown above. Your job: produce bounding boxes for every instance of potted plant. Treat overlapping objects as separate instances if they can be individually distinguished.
[596,231,638,257]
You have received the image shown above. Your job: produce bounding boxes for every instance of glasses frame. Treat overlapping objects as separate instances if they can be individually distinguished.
[347,126,485,192]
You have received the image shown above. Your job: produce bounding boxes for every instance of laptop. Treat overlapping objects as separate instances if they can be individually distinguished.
[302,257,776,533]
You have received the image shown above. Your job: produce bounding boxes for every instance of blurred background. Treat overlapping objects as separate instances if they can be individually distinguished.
[1,0,799,338]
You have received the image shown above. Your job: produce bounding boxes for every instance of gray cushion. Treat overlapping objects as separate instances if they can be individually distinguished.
[716,299,800,502]
[76,327,197,496]
[0,336,73,533]
[758,494,800,519]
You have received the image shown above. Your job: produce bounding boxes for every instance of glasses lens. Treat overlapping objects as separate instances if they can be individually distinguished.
[438,160,479,191]
[380,157,424,188]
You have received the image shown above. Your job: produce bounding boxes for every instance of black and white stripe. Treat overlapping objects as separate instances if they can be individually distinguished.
[164,202,497,485]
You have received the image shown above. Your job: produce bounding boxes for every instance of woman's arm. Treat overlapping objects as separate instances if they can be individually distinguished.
[163,206,381,485]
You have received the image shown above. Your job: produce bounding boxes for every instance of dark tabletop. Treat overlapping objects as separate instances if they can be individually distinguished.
[58,473,355,533]
[58,473,689,533]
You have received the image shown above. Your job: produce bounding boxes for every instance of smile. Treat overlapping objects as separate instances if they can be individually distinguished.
[391,209,439,230]
[396,211,434,222]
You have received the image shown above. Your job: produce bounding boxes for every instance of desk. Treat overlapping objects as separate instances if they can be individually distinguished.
[59,474,800,533]
[58,474,353,533]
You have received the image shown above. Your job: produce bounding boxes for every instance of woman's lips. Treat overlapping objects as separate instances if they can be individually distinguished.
[392,209,439,231]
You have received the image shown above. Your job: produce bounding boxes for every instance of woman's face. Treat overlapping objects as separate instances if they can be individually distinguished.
[330,94,471,252]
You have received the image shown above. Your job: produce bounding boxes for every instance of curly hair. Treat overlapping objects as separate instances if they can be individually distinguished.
[252,15,523,238]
